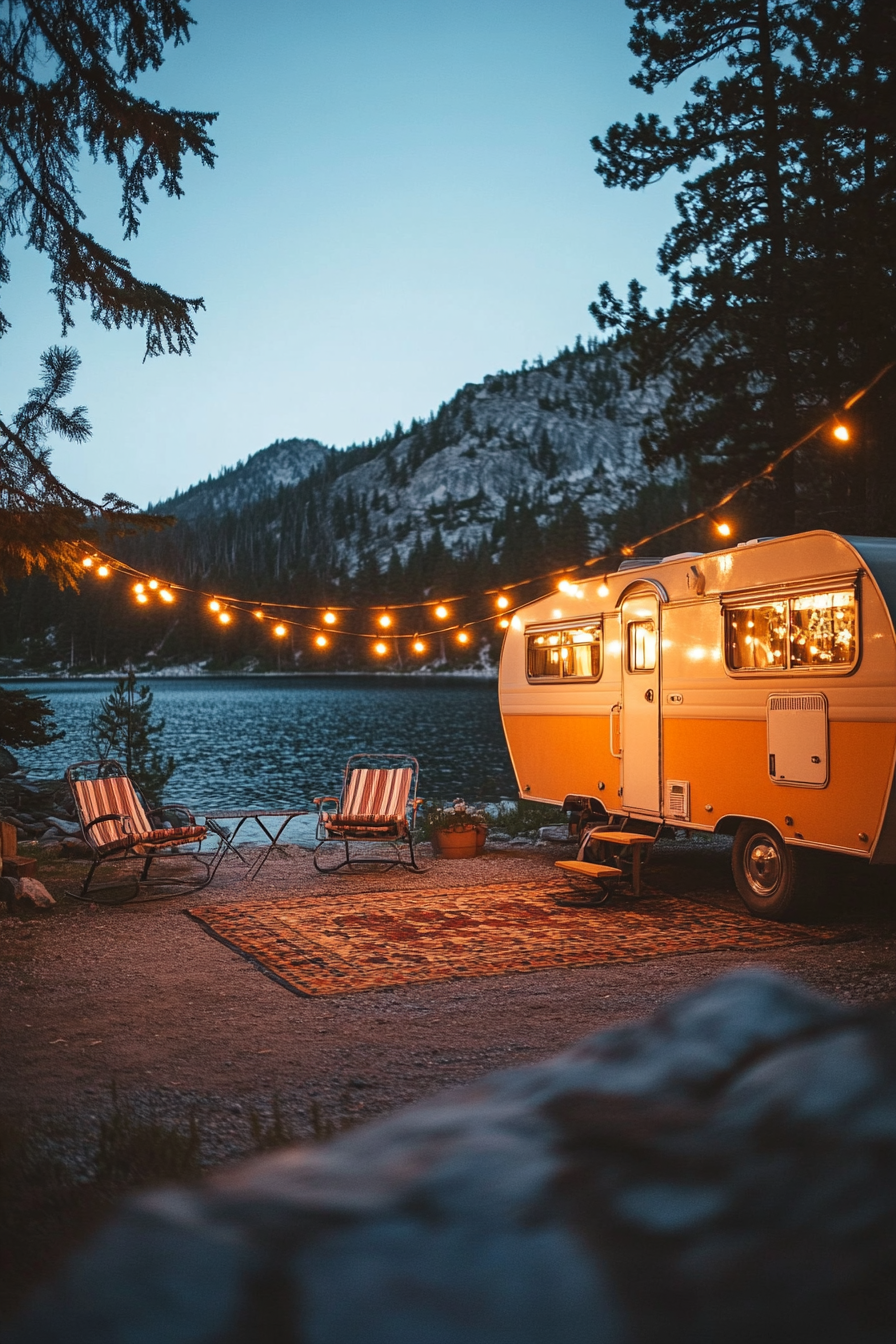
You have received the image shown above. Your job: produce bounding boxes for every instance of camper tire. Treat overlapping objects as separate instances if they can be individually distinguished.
[732,823,803,920]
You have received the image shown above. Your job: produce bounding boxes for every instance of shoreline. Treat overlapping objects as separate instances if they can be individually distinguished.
[0,669,499,683]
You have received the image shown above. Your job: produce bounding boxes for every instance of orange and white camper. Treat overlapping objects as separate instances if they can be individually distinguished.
[498,531,896,917]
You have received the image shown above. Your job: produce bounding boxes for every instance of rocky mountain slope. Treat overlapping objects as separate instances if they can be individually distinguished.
[146,338,673,585]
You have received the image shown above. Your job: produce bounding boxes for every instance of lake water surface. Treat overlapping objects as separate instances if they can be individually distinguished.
[2,677,517,845]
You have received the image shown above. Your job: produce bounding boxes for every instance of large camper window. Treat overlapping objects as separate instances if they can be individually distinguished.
[527,625,602,681]
[726,590,857,671]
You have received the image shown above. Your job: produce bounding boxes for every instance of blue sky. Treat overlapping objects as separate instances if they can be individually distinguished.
[3,0,680,506]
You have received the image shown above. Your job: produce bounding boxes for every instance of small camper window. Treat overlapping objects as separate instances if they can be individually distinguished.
[627,619,657,672]
[726,589,857,671]
[526,624,602,680]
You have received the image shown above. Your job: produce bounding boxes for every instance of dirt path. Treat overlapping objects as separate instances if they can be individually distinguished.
[4,834,896,1161]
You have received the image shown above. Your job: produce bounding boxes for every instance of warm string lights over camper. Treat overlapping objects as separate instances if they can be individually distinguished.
[77,361,894,652]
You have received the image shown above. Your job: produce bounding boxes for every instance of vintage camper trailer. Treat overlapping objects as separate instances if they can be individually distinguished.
[498,531,896,917]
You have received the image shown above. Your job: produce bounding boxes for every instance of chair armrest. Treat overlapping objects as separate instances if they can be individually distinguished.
[313,797,340,809]
[149,804,197,826]
[83,812,129,833]
[410,798,424,812]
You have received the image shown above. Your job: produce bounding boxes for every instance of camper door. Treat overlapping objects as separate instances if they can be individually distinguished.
[620,592,662,814]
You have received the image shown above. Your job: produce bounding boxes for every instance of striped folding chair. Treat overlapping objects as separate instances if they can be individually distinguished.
[65,760,210,904]
[313,753,424,873]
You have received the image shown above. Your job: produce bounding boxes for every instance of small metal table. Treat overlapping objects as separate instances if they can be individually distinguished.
[204,809,309,881]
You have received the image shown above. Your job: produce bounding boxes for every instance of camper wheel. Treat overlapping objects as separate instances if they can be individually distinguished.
[732,822,802,920]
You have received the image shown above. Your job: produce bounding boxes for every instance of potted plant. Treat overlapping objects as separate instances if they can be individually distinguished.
[426,799,489,859]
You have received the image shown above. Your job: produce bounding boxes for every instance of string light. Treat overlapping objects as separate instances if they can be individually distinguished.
[209,599,221,612]
[254,609,265,620]
[218,611,232,625]
[597,579,610,599]
[499,618,510,629]
[715,519,732,538]
[374,641,388,655]
[133,583,145,595]
[496,594,509,609]
[160,589,174,603]
[323,611,337,625]
[96,565,110,579]
[274,623,287,637]
[315,634,328,648]
[833,421,850,443]
[434,605,448,620]
[136,592,148,605]
[413,639,426,653]
[378,614,392,628]
[457,630,470,645]
[148,579,159,590]
[82,556,94,569]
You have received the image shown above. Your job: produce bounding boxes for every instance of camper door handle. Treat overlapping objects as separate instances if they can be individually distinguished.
[644,689,654,702]
[610,703,622,758]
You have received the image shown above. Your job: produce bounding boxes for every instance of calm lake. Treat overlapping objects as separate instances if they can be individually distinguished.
[1,677,517,846]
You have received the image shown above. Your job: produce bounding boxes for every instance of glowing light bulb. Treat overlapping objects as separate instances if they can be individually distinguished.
[315,634,328,648]
[413,640,426,653]
[209,599,221,612]
[133,583,145,594]
[323,611,337,625]
[434,605,448,620]
[274,623,287,637]
[833,423,850,443]
[160,589,174,603]
[499,618,510,629]
[82,556,94,569]
[96,565,110,578]
[374,641,388,655]
[148,579,159,590]
[496,594,509,609]
[597,581,610,599]
[254,609,265,620]
[378,614,392,628]
[716,520,732,538]
[218,611,232,625]
[136,592,148,605]
[558,579,571,593]
[457,631,470,645]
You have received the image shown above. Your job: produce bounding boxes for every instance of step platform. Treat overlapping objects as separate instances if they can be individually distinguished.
[555,860,623,880]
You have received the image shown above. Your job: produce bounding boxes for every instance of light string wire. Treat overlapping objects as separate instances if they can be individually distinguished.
[79,358,895,643]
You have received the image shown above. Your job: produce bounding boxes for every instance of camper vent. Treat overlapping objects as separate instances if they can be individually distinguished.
[665,779,691,821]
[769,695,827,714]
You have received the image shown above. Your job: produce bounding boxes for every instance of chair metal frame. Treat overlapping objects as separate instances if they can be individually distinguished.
[65,759,212,904]
[312,752,425,873]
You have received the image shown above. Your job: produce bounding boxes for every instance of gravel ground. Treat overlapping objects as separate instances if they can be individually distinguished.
[3,833,896,1170]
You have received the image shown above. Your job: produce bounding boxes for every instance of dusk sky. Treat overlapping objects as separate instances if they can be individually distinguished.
[4,0,679,507]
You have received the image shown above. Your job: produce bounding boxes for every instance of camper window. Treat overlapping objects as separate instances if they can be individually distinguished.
[526,624,602,680]
[726,590,857,671]
[627,619,657,672]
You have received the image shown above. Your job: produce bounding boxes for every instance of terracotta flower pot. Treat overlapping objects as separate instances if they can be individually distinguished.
[431,823,488,859]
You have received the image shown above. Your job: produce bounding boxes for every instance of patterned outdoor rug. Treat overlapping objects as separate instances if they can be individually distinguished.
[186,879,848,997]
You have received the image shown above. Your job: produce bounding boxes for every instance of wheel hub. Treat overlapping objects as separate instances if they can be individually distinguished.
[746,839,781,895]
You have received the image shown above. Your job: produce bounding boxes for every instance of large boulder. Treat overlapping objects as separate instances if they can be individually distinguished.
[0,875,55,909]
[7,971,896,1342]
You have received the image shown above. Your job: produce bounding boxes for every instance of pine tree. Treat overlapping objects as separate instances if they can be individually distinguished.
[89,669,175,803]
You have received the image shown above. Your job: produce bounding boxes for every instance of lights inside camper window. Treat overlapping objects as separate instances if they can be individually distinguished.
[726,591,856,671]
[627,619,657,672]
[527,624,602,681]
[274,623,287,638]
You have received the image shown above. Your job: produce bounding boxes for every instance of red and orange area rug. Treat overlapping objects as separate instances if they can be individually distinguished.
[187,880,846,997]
